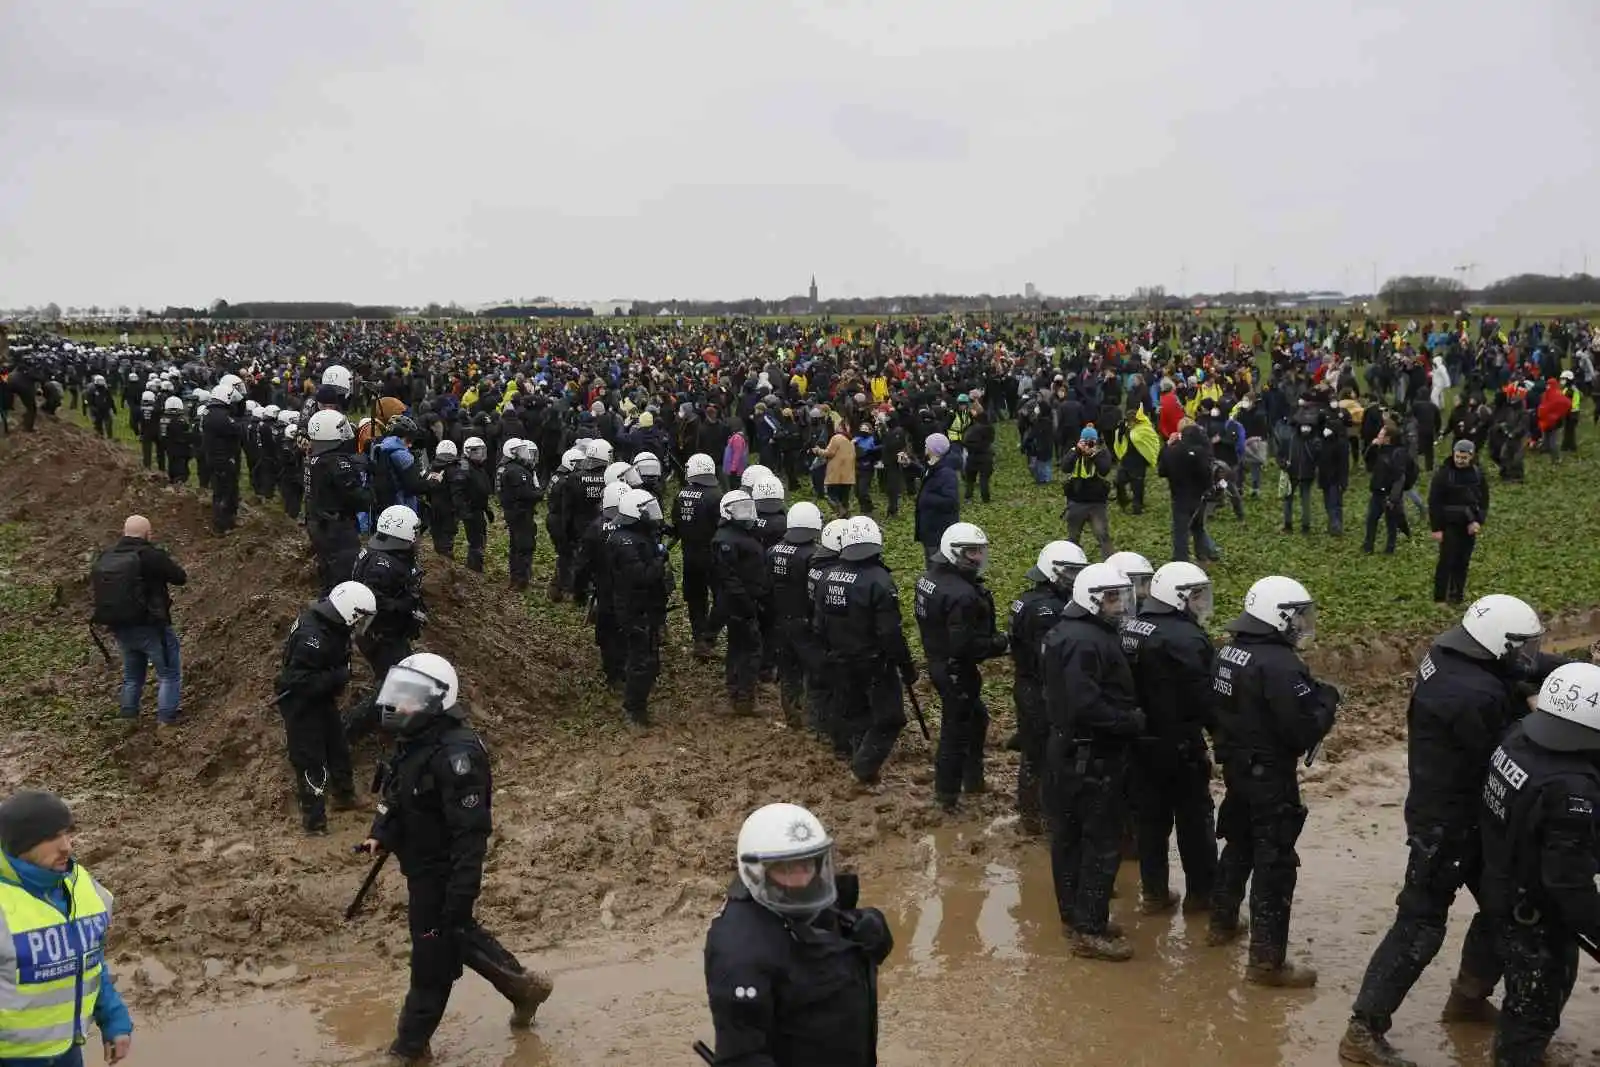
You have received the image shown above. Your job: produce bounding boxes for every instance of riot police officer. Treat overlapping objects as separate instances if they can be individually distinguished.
[496,439,542,591]
[202,381,245,534]
[1208,575,1337,987]
[703,803,893,1067]
[304,409,373,591]
[1008,540,1084,833]
[159,395,192,485]
[916,522,1010,811]
[543,446,583,599]
[750,476,789,683]
[812,517,912,784]
[604,488,673,725]
[561,437,608,569]
[1041,563,1142,960]
[674,453,725,659]
[359,654,553,1062]
[277,411,304,520]
[137,390,162,470]
[805,520,849,751]
[632,450,664,496]
[451,437,493,573]
[275,582,374,833]
[425,440,460,558]
[765,502,823,727]
[345,506,427,742]
[1478,662,1600,1067]
[1342,595,1556,1066]
[1121,561,1218,915]
[712,489,769,717]
[576,482,628,688]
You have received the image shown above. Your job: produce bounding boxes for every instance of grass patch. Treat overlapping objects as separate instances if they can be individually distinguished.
[0,523,100,730]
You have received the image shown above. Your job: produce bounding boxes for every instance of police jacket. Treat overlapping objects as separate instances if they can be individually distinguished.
[426,466,458,524]
[351,546,422,641]
[766,540,816,625]
[1009,583,1066,685]
[673,481,724,550]
[200,404,243,464]
[277,436,303,489]
[913,561,1007,665]
[605,524,672,620]
[704,878,891,1067]
[812,557,912,669]
[543,470,569,543]
[1040,604,1142,742]
[1480,720,1600,937]
[138,401,160,442]
[1428,462,1490,531]
[496,460,541,516]
[85,384,115,416]
[752,510,788,551]
[370,718,493,925]
[563,467,606,541]
[1210,619,1335,764]
[158,413,193,459]
[575,514,620,604]
[449,460,493,520]
[713,524,770,623]
[305,448,372,523]
[1120,601,1216,739]
[275,603,351,710]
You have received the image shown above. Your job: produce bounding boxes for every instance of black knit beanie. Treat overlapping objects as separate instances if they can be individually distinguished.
[0,791,75,858]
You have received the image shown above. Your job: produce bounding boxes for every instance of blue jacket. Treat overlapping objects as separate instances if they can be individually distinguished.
[914,459,961,550]
[374,436,421,514]
[0,855,132,1063]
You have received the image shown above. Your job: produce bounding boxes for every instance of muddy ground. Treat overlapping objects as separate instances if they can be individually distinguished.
[1,422,1598,1056]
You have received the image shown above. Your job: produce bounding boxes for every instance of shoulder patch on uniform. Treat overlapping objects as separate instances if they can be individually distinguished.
[450,754,472,776]
[304,635,320,648]
[460,792,481,808]
[1568,795,1594,817]
[1418,653,1436,682]
[1293,680,1313,697]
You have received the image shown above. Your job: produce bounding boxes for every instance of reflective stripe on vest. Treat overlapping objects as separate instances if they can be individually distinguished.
[0,865,112,1059]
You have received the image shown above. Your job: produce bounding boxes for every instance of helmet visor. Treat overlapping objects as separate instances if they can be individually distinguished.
[742,845,837,918]
[954,543,990,575]
[1184,584,1215,625]
[1507,630,1543,668]
[728,498,757,523]
[1094,584,1135,620]
[376,666,447,731]
[1130,574,1153,601]
[1290,603,1318,645]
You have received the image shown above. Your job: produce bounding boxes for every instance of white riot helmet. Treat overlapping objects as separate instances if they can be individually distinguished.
[163,396,184,413]
[1072,562,1136,621]
[1028,540,1088,593]
[1526,662,1600,752]
[502,437,524,462]
[583,438,614,467]
[1148,561,1214,624]
[245,400,260,416]
[1106,551,1155,601]
[263,405,280,420]
[283,424,299,441]
[434,439,459,462]
[617,488,663,526]
[601,480,630,514]
[377,652,460,735]
[217,373,243,394]
[720,489,757,527]
[325,581,377,633]
[1457,594,1543,665]
[140,390,155,404]
[785,502,824,543]
[559,446,584,472]
[321,365,353,394]
[277,409,299,426]
[939,522,990,575]
[1238,575,1316,647]
[819,519,850,555]
[750,476,785,513]
[306,409,354,452]
[464,437,488,462]
[372,505,422,549]
[92,374,107,387]
[740,464,775,490]
[605,461,642,488]
[685,453,717,482]
[839,516,884,562]
[736,803,837,919]
[518,440,539,466]
[632,452,662,480]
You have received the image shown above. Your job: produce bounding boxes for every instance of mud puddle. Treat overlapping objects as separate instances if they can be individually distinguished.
[134,746,1600,1065]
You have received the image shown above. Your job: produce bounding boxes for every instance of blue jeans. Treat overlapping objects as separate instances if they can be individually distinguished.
[1029,458,1053,484]
[114,624,182,722]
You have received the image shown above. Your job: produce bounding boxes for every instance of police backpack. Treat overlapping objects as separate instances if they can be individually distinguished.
[89,546,148,627]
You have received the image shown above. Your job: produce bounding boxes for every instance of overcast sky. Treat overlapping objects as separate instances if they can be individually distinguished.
[3,0,1597,308]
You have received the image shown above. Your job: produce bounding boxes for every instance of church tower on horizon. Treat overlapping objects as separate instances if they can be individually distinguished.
[809,275,818,307]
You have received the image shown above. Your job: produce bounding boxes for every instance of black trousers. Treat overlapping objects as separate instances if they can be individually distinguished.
[1013,679,1047,820]
[309,517,361,592]
[1212,761,1306,966]
[682,548,714,641]
[930,659,988,797]
[1363,491,1400,553]
[1434,525,1476,603]
[506,512,535,587]
[1131,734,1217,901]
[141,438,164,470]
[196,450,210,489]
[280,699,353,825]
[167,455,190,485]
[1351,828,1501,1034]
[1115,466,1145,511]
[963,463,992,503]
[463,515,486,572]
[773,618,807,717]
[394,875,532,1056]
[723,615,762,702]
[1046,735,1128,934]
[620,619,661,721]
[595,606,624,684]
[833,661,905,781]
[1494,919,1578,1067]
[211,457,240,534]
[431,514,457,558]
[280,480,303,521]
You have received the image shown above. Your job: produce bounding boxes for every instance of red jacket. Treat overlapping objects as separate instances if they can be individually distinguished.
[1538,386,1572,432]
[1158,392,1186,438]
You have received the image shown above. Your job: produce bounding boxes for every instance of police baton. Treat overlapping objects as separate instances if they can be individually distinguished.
[692,1040,715,1064]
[904,680,931,741]
[1580,932,1600,966]
[345,849,389,921]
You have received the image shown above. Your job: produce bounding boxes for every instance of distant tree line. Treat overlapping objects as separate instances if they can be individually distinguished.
[477,305,594,319]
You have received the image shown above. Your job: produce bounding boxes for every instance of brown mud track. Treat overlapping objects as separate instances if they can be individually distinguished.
[0,422,1595,1014]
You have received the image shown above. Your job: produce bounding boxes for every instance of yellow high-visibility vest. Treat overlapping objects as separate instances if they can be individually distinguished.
[0,861,112,1060]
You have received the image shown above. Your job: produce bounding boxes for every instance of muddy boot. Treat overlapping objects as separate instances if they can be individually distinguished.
[330,789,359,813]
[503,969,554,1029]
[1246,959,1318,988]
[546,575,565,602]
[1139,889,1180,915]
[961,767,987,795]
[729,695,757,718]
[1181,892,1212,916]
[386,1040,432,1063]
[778,690,803,729]
[1205,915,1248,946]
[935,792,959,813]
[1071,931,1133,962]
[1337,1019,1416,1067]
[1065,917,1124,938]
[1440,968,1499,1023]
[692,638,715,662]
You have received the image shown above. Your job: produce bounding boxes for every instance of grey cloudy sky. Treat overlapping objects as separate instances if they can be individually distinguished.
[3,0,1596,307]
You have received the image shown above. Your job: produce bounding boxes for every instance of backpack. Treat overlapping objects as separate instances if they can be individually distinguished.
[89,546,148,627]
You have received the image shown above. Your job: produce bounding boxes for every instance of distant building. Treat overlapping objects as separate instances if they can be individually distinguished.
[809,275,818,308]
[1025,282,1038,301]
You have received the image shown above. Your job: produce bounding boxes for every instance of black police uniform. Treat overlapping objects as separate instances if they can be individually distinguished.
[765,535,817,726]
[604,520,673,724]
[201,402,245,534]
[673,479,725,650]
[703,875,893,1067]
[86,383,115,437]
[305,445,372,591]
[1040,603,1143,934]
[138,397,163,470]
[803,545,839,745]
[1428,461,1490,604]
[1209,618,1337,966]
[274,601,357,831]
[811,554,911,782]
[915,560,1009,803]
[345,545,425,741]
[543,468,571,597]
[751,506,789,680]
[425,463,459,557]
[248,418,279,501]
[449,458,493,572]
[562,464,606,563]
[1009,580,1066,828]
[496,458,541,590]
[575,511,624,686]
[277,431,304,520]
[371,716,548,1058]
[1479,719,1600,1067]
[160,410,193,485]
[713,520,770,714]
[1120,602,1218,906]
